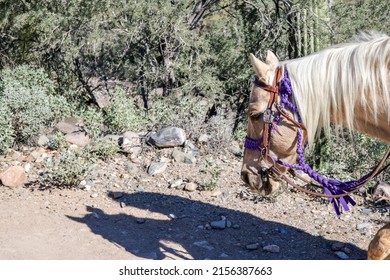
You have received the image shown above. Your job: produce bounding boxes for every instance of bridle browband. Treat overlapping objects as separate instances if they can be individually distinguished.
[245,66,390,215]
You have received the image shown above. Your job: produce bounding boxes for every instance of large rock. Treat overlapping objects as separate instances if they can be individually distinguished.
[65,132,91,148]
[56,117,84,134]
[0,166,27,188]
[147,127,186,148]
[120,131,142,156]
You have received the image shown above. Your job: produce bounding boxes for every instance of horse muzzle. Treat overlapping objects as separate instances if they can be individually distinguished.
[241,161,280,195]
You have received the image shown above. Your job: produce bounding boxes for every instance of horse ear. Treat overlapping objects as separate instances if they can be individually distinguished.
[265,50,279,65]
[249,53,269,81]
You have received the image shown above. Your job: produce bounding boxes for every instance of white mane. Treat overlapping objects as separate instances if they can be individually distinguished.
[283,32,390,145]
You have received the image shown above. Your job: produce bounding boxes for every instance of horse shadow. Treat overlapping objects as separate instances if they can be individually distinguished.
[67,191,367,260]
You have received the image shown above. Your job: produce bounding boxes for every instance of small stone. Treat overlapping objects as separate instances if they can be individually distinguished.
[84,185,92,191]
[331,242,345,251]
[5,149,22,161]
[0,166,27,188]
[147,162,167,175]
[232,224,240,229]
[110,192,123,199]
[193,240,214,251]
[169,179,183,189]
[136,218,146,224]
[198,134,209,143]
[184,182,198,192]
[357,222,372,231]
[335,251,349,260]
[169,214,177,219]
[342,247,352,254]
[90,193,99,198]
[24,163,31,173]
[172,149,196,164]
[361,208,372,215]
[120,202,126,208]
[263,245,280,253]
[246,243,259,250]
[210,220,226,229]
[37,135,50,146]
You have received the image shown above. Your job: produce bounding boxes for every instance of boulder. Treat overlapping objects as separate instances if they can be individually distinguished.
[147,127,186,148]
[0,166,27,188]
[56,117,84,134]
[65,132,91,148]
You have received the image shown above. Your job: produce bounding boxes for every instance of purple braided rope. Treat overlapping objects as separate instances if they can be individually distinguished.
[244,67,375,215]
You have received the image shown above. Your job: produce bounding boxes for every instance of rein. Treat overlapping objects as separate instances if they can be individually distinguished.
[245,67,390,215]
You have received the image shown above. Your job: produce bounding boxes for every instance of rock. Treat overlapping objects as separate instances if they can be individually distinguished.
[93,90,111,108]
[147,127,186,148]
[0,166,27,187]
[90,193,99,198]
[120,132,142,155]
[372,181,390,202]
[246,243,259,250]
[263,244,280,253]
[229,141,243,157]
[5,149,22,161]
[56,117,84,134]
[110,192,124,199]
[65,132,91,148]
[335,251,349,260]
[136,218,146,224]
[184,182,198,192]
[331,242,345,251]
[37,135,50,146]
[357,222,372,233]
[120,202,126,208]
[198,134,209,143]
[193,241,214,251]
[169,179,183,189]
[210,220,226,229]
[184,140,199,157]
[172,149,196,164]
[147,162,167,175]
[126,164,139,175]
[360,208,372,216]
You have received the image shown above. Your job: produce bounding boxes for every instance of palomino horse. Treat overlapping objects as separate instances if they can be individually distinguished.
[240,32,390,259]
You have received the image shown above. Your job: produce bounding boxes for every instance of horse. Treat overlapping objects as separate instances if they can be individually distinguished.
[240,32,390,259]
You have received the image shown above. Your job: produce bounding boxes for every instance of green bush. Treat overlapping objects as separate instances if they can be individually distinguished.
[77,106,105,140]
[0,65,71,147]
[38,150,93,189]
[104,87,148,133]
[88,137,120,160]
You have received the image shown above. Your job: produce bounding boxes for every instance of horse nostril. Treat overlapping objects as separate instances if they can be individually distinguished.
[241,172,250,185]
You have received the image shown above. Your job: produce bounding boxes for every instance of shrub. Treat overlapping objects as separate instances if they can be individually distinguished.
[88,137,120,160]
[77,106,105,140]
[104,87,148,133]
[0,65,72,147]
[38,150,93,189]
[201,158,222,191]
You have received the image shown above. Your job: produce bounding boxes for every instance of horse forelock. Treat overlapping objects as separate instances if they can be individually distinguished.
[282,33,390,145]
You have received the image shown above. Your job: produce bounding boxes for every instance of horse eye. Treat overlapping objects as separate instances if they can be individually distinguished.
[249,112,262,119]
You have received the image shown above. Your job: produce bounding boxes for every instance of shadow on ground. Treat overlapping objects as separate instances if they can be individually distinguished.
[67,191,366,260]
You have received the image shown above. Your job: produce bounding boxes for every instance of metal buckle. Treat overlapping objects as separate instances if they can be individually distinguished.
[262,109,275,123]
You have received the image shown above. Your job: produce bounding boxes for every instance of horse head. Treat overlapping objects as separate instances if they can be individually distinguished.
[240,51,306,195]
